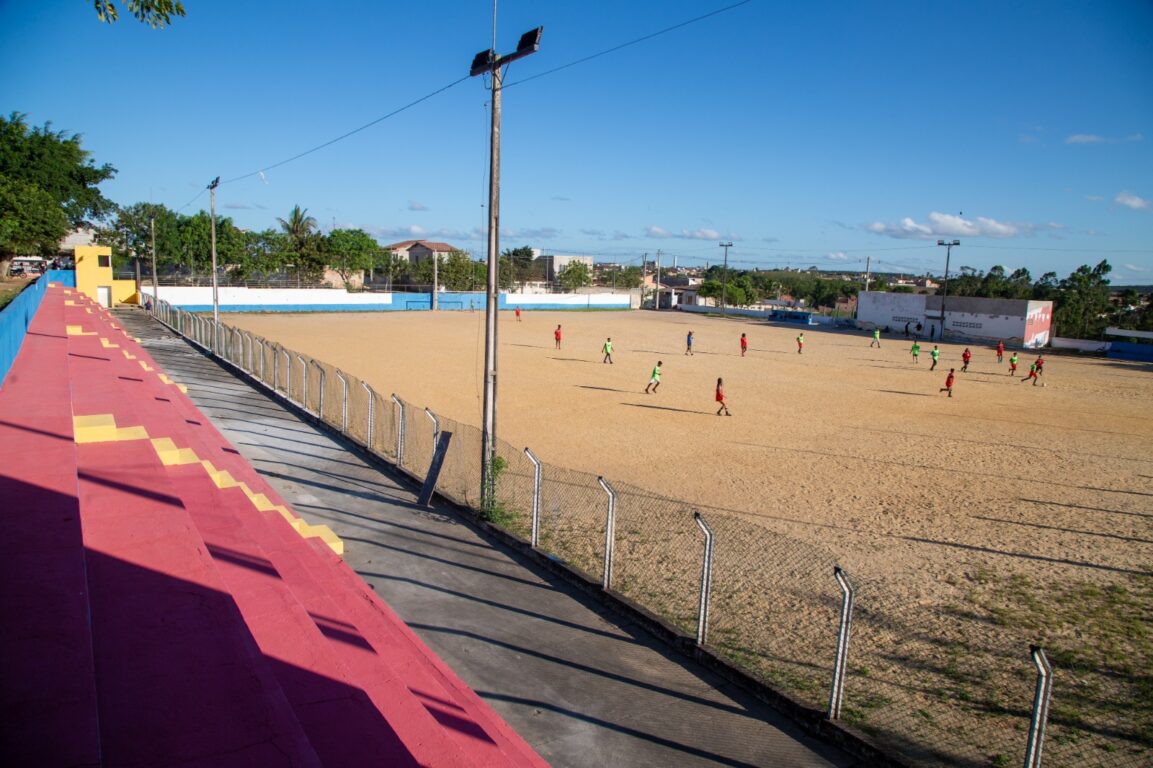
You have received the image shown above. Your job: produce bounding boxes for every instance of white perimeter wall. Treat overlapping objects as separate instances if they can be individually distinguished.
[142,286,393,307]
[857,293,926,329]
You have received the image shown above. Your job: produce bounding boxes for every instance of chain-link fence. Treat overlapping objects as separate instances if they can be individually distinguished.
[152,303,1152,768]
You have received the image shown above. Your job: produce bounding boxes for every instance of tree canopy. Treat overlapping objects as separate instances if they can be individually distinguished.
[93,0,186,28]
[0,113,116,269]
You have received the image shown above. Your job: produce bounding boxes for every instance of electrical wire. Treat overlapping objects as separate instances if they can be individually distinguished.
[503,0,754,90]
[219,76,471,186]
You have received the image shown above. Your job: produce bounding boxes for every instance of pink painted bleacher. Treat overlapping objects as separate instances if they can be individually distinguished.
[0,286,546,766]
[0,284,101,765]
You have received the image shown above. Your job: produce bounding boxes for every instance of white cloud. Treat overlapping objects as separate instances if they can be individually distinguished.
[407,200,428,211]
[644,225,731,241]
[826,252,850,262]
[1085,195,1104,202]
[1114,191,1149,210]
[504,227,560,240]
[1122,263,1148,272]
[864,211,1060,240]
[1066,132,1144,145]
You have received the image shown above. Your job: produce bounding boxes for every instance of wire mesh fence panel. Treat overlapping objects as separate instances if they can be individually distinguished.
[702,513,841,713]
[609,481,704,636]
[536,463,609,582]
[834,573,1036,768]
[314,359,343,428]
[344,372,371,448]
[400,395,435,484]
[1043,657,1153,768]
[300,355,322,415]
[374,389,399,465]
[432,417,483,511]
[256,336,276,389]
[489,438,538,541]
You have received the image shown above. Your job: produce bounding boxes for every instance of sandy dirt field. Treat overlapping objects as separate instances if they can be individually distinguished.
[224,308,1153,590]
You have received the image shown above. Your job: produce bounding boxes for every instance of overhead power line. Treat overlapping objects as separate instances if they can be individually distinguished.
[220,76,471,186]
[504,0,754,90]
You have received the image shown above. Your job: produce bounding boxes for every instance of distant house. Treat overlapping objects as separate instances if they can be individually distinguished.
[384,240,460,265]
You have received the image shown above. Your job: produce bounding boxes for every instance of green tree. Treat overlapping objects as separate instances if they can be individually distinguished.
[276,205,325,278]
[325,228,378,286]
[501,246,536,286]
[0,112,117,273]
[174,211,243,277]
[438,250,484,291]
[93,0,185,27]
[1053,260,1113,339]
[0,178,70,268]
[104,202,182,271]
[242,229,292,279]
[557,260,592,292]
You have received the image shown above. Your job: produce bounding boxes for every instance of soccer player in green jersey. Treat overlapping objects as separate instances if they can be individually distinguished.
[929,345,940,371]
[911,340,921,364]
[644,361,663,394]
[602,337,614,364]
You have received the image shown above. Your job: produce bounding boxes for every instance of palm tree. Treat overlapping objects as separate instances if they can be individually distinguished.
[277,205,316,249]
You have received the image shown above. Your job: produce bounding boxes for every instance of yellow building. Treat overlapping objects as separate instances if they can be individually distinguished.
[74,245,139,307]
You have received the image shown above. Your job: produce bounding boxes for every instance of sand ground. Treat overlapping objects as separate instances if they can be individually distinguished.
[224,308,1153,593]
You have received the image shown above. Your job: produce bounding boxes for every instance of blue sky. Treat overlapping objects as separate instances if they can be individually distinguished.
[3,0,1151,283]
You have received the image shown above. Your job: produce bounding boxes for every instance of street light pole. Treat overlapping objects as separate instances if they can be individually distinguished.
[150,215,159,307]
[208,176,221,352]
[470,27,542,508]
[719,242,733,316]
[936,239,959,338]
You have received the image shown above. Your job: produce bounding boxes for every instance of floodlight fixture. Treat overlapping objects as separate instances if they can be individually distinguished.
[470,49,495,77]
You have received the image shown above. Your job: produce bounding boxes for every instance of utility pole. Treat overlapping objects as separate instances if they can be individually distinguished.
[936,239,959,338]
[208,176,220,352]
[654,250,661,311]
[719,241,733,316]
[150,216,158,307]
[469,26,543,508]
[432,254,439,311]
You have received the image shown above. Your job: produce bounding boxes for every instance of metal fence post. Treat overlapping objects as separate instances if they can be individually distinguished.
[425,407,439,447]
[828,566,856,720]
[1024,646,1053,768]
[313,360,326,419]
[524,447,542,548]
[272,345,280,391]
[597,477,616,590]
[693,512,715,647]
[256,339,265,382]
[363,383,376,450]
[336,370,348,433]
[296,354,308,408]
[391,394,405,467]
[282,349,291,395]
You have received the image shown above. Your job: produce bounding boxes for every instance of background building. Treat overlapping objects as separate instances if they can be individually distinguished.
[857,291,1053,347]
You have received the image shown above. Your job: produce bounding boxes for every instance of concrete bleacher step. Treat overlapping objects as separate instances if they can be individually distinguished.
[56,300,545,766]
[0,285,102,766]
[165,465,487,767]
[75,436,323,767]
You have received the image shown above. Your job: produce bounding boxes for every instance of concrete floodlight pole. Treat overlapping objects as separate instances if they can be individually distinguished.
[208,176,221,352]
[470,26,542,508]
[150,216,159,307]
[719,241,733,316]
[936,239,959,338]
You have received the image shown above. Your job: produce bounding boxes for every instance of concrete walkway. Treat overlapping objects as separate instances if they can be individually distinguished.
[118,308,857,768]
